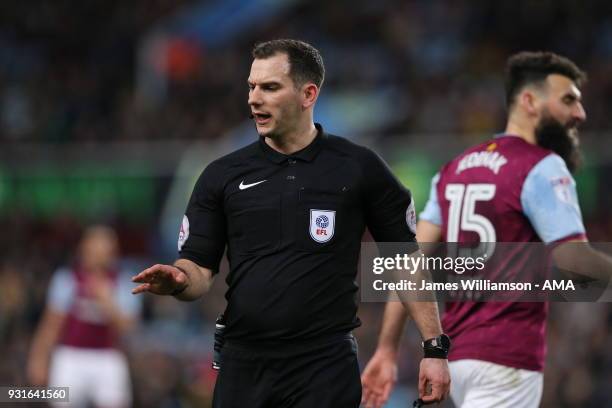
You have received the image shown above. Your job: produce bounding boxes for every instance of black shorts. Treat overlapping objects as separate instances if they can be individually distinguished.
[212,334,361,408]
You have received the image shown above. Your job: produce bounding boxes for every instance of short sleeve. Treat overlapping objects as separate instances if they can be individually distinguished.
[178,163,227,272]
[521,154,586,244]
[362,150,418,245]
[47,268,75,313]
[419,172,442,226]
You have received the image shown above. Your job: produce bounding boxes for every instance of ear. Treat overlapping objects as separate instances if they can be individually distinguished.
[302,83,319,109]
[519,90,540,117]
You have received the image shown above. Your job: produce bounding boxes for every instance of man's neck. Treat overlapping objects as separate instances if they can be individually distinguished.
[504,118,536,145]
[265,122,318,155]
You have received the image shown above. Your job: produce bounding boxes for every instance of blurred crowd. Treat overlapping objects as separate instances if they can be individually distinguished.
[2,1,612,143]
[1,0,612,407]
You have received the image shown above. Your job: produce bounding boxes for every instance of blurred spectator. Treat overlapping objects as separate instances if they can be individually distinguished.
[27,225,141,408]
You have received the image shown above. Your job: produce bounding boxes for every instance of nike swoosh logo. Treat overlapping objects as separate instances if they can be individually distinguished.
[239,179,267,190]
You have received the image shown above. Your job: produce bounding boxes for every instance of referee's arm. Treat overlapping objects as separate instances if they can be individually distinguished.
[361,150,449,405]
[362,150,445,339]
[173,259,215,301]
[374,219,443,353]
[403,219,444,338]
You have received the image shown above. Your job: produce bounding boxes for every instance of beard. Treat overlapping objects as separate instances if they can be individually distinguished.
[534,113,582,173]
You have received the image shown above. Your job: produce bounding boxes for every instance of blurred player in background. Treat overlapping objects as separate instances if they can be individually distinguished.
[132,39,450,407]
[361,51,612,408]
[27,225,141,408]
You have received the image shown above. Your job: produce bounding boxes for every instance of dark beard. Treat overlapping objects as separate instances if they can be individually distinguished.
[534,116,582,173]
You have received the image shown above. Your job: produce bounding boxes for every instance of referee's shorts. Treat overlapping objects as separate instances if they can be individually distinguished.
[213,333,361,408]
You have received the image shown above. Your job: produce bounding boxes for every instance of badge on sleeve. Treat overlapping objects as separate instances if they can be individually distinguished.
[310,209,336,243]
[406,198,417,234]
[550,176,574,205]
[178,215,190,251]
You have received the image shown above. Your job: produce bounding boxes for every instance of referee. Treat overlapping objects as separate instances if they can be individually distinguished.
[132,39,450,407]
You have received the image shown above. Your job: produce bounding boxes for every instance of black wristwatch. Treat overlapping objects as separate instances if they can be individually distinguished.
[422,334,451,359]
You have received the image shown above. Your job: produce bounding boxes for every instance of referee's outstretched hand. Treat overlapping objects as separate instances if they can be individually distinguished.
[131,264,188,296]
[418,358,451,404]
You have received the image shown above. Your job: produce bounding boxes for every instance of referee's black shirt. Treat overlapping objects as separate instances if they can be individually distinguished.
[179,124,417,345]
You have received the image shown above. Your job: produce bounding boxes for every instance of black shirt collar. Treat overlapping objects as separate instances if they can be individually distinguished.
[258,123,326,164]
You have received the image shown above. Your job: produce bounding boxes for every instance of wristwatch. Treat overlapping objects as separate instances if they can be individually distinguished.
[422,334,451,359]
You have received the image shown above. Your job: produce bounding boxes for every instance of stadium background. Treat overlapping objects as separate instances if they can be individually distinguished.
[1,1,612,406]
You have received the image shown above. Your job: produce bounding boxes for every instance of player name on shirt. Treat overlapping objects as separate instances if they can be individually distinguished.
[455,151,508,175]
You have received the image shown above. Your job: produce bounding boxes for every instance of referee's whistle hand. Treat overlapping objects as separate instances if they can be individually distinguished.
[418,358,451,404]
[131,264,187,296]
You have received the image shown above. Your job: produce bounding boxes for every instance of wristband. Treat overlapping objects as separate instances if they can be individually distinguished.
[422,333,451,359]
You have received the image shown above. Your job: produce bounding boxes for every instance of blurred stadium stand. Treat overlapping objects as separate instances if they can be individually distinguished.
[1,1,612,407]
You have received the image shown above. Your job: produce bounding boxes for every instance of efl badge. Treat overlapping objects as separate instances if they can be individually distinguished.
[310,209,336,243]
[178,215,190,251]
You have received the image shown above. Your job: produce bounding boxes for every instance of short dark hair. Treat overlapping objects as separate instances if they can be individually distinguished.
[252,39,325,88]
[505,51,587,108]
